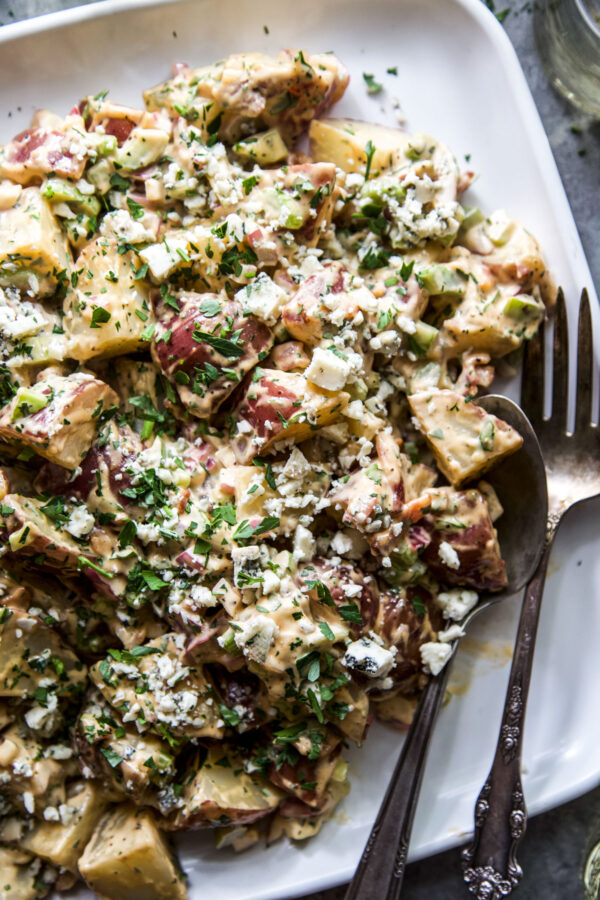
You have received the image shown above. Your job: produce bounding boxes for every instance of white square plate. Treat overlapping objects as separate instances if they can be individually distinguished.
[1,1,599,898]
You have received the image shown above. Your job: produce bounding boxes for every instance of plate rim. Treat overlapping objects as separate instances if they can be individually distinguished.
[0,0,598,895]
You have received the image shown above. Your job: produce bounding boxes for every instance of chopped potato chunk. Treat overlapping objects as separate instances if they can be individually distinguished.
[78,804,188,900]
[22,781,108,871]
[0,371,118,469]
[0,186,71,295]
[65,237,154,360]
[408,390,523,486]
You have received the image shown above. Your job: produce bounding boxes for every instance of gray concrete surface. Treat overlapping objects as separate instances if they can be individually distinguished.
[0,1,598,898]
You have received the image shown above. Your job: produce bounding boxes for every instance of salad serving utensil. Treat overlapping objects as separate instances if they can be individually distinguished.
[461,288,600,899]
[344,392,548,900]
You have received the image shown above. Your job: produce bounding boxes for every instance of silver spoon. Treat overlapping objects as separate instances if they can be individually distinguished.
[344,394,548,900]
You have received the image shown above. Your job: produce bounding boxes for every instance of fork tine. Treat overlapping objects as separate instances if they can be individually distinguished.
[575,289,593,433]
[551,288,569,432]
[521,317,545,428]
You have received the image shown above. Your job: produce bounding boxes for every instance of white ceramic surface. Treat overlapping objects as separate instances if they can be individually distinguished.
[0,1,599,898]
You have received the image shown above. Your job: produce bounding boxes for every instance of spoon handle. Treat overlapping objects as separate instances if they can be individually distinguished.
[461,541,552,898]
[344,660,452,900]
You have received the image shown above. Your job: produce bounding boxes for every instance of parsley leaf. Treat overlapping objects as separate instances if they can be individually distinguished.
[192,329,244,359]
[339,602,363,624]
[126,197,145,220]
[40,495,69,526]
[318,621,335,642]
[364,139,376,181]
[218,704,242,727]
[363,72,383,95]
[90,307,111,328]
[100,747,123,768]
[118,519,137,549]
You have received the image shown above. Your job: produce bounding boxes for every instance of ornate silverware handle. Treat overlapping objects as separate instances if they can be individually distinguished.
[461,540,553,898]
[345,662,452,900]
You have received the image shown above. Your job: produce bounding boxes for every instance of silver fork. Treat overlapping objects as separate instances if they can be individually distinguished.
[461,288,600,898]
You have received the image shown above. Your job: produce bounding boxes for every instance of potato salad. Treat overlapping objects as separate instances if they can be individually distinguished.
[0,49,550,900]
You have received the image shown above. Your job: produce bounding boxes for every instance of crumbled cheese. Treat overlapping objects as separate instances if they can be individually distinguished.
[140,236,191,279]
[100,208,155,243]
[280,447,312,481]
[293,524,316,562]
[190,585,218,607]
[438,624,464,643]
[24,691,58,732]
[236,272,286,325]
[343,637,395,678]
[232,545,261,587]
[64,505,95,539]
[259,569,280,595]
[305,347,350,391]
[435,588,478,621]
[136,522,161,544]
[233,613,279,663]
[438,540,460,570]
[43,806,60,822]
[330,531,353,556]
[420,641,453,676]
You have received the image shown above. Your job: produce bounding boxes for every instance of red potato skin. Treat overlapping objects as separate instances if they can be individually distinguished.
[34,426,143,513]
[0,128,87,182]
[210,665,271,729]
[268,744,341,809]
[101,117,136,145]
[374,586,442,691]
[327,434,406,535]
[152,294,273,418]
[237,375,297,439]
[420,490,507,591]
[281,261,347,345]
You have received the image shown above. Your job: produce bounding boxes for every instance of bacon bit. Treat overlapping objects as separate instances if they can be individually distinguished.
[401,493,434,523]
[176,488,191,514]
[457,170,476,193]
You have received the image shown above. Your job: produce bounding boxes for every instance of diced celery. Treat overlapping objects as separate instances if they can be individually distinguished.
[503,295,542,321]
[405,133,429,160]
[221,629,242,656]
[86,159,113,194]
[347,378,368,401]
[42,178,100,217]
[485,216,514,246]
[11,387,50,421]
[233,128,288,165]
[416,264,464,296]
[479,419,495,451]
[460,206,484,231]
[113,129,169,171]
[412,320,439,352]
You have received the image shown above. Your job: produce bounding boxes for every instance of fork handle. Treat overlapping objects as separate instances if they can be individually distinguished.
[344,659,452,900]
[461,540,552,898]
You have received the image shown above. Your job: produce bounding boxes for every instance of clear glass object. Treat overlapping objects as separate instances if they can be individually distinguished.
[534,0,600,115]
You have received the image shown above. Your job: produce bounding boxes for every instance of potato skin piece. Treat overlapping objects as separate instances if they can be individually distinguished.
[373,586,441,693]
[0,372,118,470]
[64,237,154,360]
[162,746,283,831]
[152,293,273,418]
[420,487,508,592]
[0,186,71,293]
[232,369,348,463]
[408,389,523,487]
